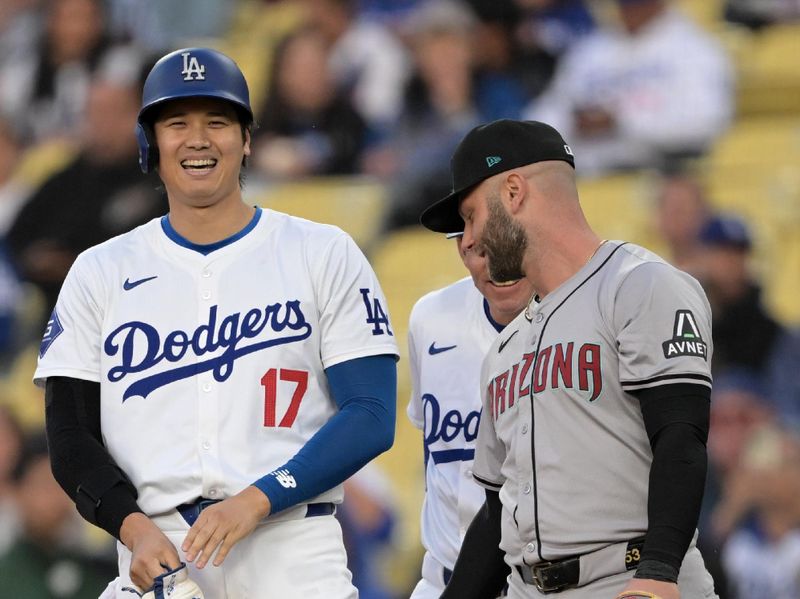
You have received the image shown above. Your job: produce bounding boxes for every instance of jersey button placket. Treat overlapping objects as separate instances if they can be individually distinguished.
[197,264,221,498]
[198,374,221,497]
[200,267,213,302]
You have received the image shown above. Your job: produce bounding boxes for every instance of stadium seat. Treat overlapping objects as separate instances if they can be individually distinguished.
[252,176,388,253]
[728,23,800,117]
[577,172,663,250]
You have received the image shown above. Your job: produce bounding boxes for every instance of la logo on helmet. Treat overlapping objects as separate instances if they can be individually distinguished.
[181,52,206,81]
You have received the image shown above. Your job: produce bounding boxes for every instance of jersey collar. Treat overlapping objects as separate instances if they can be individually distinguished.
[160,206,262,255]
[483,298,505,333]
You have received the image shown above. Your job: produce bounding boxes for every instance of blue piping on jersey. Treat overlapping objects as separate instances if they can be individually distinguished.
[483,298,505,333]
[160,206,262,255]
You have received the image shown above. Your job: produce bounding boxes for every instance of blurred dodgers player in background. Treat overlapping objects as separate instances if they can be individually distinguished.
[420,119,717,599]
[35,47,398,598]
[407,229,533,598]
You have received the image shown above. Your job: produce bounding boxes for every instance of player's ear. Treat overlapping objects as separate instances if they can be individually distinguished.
[243,128,251,157]
[504,172,527,214]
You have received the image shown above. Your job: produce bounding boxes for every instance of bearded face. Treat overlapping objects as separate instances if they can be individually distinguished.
[479,194,527,284]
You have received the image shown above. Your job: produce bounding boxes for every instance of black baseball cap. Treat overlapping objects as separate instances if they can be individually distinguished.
[419,119,575,233]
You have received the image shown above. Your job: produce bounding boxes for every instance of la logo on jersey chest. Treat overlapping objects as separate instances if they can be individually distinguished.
[488,341,603,419]
[181,51,206,81]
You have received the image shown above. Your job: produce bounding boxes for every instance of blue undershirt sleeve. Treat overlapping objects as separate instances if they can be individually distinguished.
[251,354,396,514]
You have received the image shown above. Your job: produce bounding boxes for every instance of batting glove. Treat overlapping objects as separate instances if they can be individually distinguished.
[141,563,205,599]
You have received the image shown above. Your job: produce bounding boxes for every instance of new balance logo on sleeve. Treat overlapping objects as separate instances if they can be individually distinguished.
[273,469,297,488]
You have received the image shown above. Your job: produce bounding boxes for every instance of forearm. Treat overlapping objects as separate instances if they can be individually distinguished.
[45,376,142,539]
[442,490,509,598]
[252,354,396,513]
[636,384,710,581]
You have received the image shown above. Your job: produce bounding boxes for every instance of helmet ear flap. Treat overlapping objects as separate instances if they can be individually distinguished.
[136,122,157,173]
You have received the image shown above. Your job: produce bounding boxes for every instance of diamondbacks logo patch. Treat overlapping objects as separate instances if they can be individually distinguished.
[662,310,707,359]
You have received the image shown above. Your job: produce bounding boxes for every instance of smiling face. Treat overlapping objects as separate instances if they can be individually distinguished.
[153,97,250,210]
[459,180,528,286]
[457,234,533,326]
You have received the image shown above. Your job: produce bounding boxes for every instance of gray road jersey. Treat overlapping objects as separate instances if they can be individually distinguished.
[473,241,713,568]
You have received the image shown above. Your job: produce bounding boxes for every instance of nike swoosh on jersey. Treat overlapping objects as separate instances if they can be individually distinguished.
[123,275,158,291]
[428,342,457,355]
[498,330,518,353]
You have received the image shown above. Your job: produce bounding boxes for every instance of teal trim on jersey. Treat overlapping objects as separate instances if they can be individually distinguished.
[483,298,506,333]
[251,354,397,514]
[160,206,262,255]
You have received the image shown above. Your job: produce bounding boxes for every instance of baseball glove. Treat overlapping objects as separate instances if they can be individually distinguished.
[141,563,205,599]
[615,593,662,599]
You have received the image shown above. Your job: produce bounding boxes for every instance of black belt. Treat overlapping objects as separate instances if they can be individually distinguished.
[516,558,579,593]
[176,498,336,526]
[515,536,645,594]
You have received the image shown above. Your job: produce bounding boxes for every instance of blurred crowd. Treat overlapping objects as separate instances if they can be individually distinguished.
[0,0,799,597]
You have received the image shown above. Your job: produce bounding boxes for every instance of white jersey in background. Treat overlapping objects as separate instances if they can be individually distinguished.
[407,277,505,599]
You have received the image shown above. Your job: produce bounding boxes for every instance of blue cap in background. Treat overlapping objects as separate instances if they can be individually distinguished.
[699,213,752,251]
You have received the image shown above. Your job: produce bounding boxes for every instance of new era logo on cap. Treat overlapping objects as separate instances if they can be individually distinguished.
[486,156,502,167]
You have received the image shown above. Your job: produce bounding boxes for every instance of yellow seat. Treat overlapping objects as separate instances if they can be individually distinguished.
[250,176,388,253]
[577,172,663,250]
[728,23,800,116]
[676,0,726,31]
[700,118,800,324]
[707,115,800,167]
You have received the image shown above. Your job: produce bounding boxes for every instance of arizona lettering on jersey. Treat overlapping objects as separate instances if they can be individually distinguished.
[35,209,398,515]
[488,342,604,420]
[473,242,713,567]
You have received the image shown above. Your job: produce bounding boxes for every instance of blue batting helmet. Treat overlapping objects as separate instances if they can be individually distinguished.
[136,47,253,173]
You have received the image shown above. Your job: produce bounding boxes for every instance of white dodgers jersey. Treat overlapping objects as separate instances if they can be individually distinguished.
[35,208,398,515]
[407,277,504,569]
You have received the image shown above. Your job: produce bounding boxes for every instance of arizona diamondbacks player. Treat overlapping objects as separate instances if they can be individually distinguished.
[420,120,717,599]
[407,233,533,598]
[36,48,398,598]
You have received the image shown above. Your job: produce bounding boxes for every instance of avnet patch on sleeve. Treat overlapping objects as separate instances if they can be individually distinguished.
[662,310,708,360]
